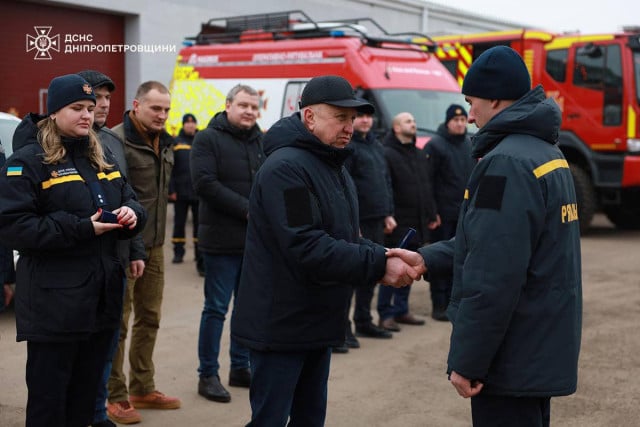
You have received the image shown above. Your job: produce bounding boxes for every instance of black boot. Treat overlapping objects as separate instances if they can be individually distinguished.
[345,322,360,348]
[172,244,185,264]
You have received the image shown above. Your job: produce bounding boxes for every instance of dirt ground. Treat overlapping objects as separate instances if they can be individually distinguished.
[1,213,639,426]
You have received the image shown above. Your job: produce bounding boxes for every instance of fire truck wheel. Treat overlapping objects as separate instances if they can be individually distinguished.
[569,163,596,234]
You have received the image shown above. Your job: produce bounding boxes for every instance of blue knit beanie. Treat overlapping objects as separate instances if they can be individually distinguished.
[445,104,467,124]
[462,46,531,100]
[47,74,96,115]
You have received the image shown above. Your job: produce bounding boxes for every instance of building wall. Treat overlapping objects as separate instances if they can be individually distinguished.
[5,0,527,113]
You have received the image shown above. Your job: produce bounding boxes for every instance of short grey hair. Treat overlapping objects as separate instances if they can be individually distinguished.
[226,84,258,103]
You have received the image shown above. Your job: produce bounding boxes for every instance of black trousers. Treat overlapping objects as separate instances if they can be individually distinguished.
[352,218,385,327]
[428,219,457,309]
[172,199,199,255]
[25,329,114,427]
[471,394,551,427]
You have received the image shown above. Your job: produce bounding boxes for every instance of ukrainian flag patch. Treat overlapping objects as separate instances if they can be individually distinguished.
[7,166,23,176]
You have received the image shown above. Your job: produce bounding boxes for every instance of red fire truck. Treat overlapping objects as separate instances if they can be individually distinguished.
[432,30,640,231]
[169,10,463,146]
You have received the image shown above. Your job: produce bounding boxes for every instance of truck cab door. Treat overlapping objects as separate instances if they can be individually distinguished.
[564,42,624,150]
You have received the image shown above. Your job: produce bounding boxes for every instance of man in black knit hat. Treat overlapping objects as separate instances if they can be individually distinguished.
[388,46,582,427]
[423,104,475,321]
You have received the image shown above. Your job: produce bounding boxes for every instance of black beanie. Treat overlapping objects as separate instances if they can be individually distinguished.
[47,74,96,115]
[445,104,467,124]
[182,113,197,124]
[462,46,531,100]
[77,70,115,92]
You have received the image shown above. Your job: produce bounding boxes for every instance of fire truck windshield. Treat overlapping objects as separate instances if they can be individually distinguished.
[373,89,472,136]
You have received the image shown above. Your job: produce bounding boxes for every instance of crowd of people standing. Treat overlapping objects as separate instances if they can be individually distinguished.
[0,46,581,427]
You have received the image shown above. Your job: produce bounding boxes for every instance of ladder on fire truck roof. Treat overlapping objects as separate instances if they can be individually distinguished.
[188,10,437,53]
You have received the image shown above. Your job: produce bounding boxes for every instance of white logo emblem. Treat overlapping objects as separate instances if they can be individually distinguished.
[26,26,60,60]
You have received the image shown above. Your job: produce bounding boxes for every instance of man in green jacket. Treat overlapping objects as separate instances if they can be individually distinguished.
[108,81,180,424]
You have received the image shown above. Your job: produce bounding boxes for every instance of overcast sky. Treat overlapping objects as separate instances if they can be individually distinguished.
[433,0,639,34]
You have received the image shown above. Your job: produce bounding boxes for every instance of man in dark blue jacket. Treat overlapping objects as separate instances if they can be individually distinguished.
[342,112,396,348]
[388,46,582,427]
[191,85,264,403]
[231,75,421,426]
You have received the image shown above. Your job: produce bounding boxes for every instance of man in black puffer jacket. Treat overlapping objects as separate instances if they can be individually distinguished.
[191,85,264,403]
[377,112,439,332]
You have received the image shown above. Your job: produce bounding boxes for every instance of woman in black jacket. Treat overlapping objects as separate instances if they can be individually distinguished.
[0,74,146,427]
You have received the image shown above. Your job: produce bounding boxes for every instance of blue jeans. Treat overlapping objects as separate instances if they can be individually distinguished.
[198,254,249,378]
[94,277,126,423]
[92,327,121,423]
[377,284,411,320]
[247,348,331,427]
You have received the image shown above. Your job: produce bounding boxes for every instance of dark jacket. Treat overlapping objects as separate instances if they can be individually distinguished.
[112,112,174,249]
[231,113,388,351]
[190,111,264,255]
[12,113,46,152]
[383,132,437,248]
[419,86,582,397]
[344,131,394,222]
[0,144,15,294]
[97,125,147,266]
[169,129,197,201]
[0,132,146,342]
[424,124,475,221]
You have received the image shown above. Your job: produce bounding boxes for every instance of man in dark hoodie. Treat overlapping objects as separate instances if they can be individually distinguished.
[423,104,475,321]
[190,84,264,403]
[76,70,146,427]
[169,113,203,275]
[231,75,423,426]
[388,46,582,427]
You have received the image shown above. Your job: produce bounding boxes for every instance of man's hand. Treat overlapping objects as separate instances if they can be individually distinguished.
[428,214,442,230]
[384,248,426,277]
[380,254,423,288]
[450,371,483,398]
[383,216,397,234]
[129,260,145,279]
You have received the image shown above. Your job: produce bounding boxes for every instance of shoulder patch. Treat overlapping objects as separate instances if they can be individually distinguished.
[6,166,23,176]
[475,175,507,210]
[284,187,313,227]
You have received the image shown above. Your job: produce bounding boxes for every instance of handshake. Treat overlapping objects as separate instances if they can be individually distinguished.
[380,248,426,288]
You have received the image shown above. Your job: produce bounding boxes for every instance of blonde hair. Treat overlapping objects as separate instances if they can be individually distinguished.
[37,118,112,171]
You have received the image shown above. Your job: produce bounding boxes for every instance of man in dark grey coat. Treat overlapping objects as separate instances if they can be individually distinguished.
[389,46,582,427]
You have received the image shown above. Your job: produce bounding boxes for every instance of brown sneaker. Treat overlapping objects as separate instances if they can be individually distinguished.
[129,390,181,410]
[107,400,142,424]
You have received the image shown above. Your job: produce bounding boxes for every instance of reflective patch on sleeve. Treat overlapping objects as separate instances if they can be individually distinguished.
[474,175,507,210]
[284,187,313,227]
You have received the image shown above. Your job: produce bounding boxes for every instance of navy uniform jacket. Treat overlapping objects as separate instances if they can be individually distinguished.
[420,86,582,397]
[169,129,197,201]
[0,135,146,342]
[231,113,387,351]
